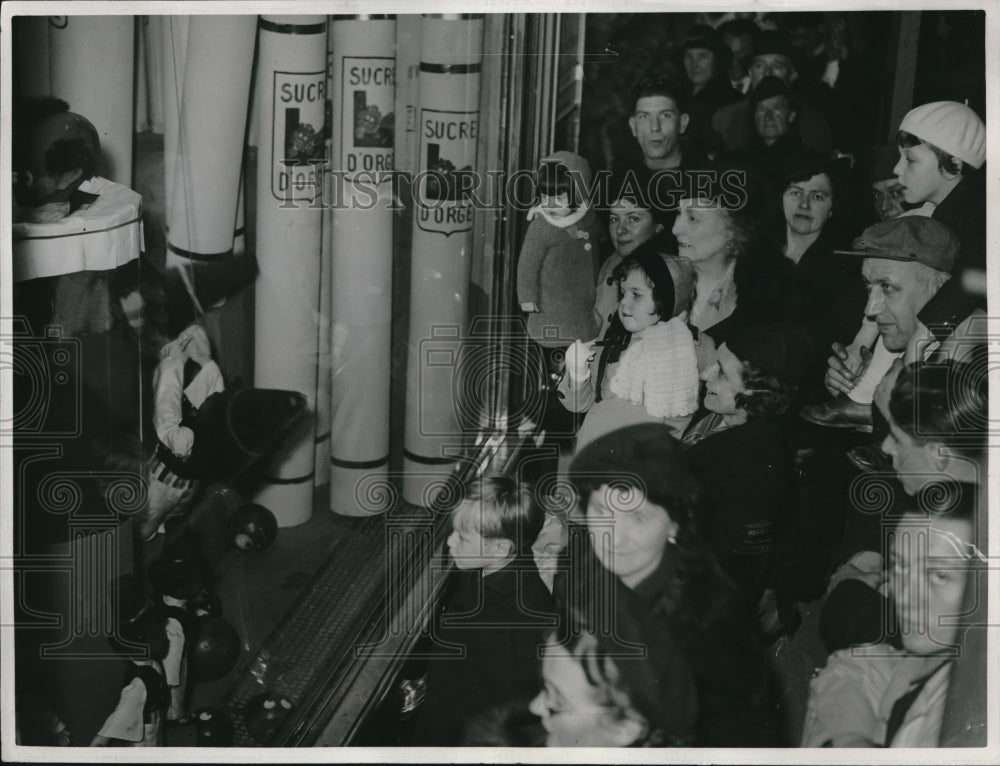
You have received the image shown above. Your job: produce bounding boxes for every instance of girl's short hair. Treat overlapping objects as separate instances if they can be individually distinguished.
[724,323,811,416]
[897,130,972,176]
[537,160,572,197]
[888,357,988,461]
[610,242,679,321]
[455,472,544,553]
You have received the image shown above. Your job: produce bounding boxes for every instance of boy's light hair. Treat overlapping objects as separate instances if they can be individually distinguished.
[897,130,970,177]
[453,472,543,554]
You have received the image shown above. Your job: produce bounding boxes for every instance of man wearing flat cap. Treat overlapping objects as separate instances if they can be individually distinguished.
[818,216,982,415]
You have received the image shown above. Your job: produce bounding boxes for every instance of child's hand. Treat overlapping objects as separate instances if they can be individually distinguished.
[520,301,538,313]
[564,339,596,382]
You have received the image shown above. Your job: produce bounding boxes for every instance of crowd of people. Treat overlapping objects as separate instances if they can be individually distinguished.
[428,21,988,749]
[9,14,988,752]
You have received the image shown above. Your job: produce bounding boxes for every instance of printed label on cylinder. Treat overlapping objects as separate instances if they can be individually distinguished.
[416,108,477,236]
[341,56,395,179]
[271,70,327,200]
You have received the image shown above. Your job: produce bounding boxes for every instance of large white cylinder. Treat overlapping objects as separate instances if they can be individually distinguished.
[253,15,328,527]
[166,16,256,270]
[327,17,397,516]
[402,17,483,507]
[48,16,135,184]
[161,15,190,221]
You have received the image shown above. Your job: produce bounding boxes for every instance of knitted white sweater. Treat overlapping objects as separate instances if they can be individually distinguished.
[609,317,700,419]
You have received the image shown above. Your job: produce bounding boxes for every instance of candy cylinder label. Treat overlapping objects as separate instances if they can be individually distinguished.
[341,56,395,178]
[271,70,326,201]
[416,107,477,236]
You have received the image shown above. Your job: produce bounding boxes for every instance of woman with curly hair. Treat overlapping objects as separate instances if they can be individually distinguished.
[681,323,812,625]
[558,423,779,746]
[671,165,803,348]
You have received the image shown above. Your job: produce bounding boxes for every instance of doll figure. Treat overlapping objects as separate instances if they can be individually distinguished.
[92,577,184,747]
[142,324,225,539]
[516,151,604,352]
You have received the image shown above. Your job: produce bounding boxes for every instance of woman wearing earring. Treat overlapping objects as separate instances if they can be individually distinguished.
[559,423,778,746]
[671,166,802,347]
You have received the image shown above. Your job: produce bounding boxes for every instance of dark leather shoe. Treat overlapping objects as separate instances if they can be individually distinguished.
[799,398,874,433]
[847,443,894,473]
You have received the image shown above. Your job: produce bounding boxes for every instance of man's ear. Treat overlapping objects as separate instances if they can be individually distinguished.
[934,270,952,291]
[788,109,798,125]
[628,115,638,138]
[679,113,690,135]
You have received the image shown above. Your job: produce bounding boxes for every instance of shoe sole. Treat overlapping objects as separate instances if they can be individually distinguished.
[846,454,890,473]
[847,459,882,473]
[798,412,874,433]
